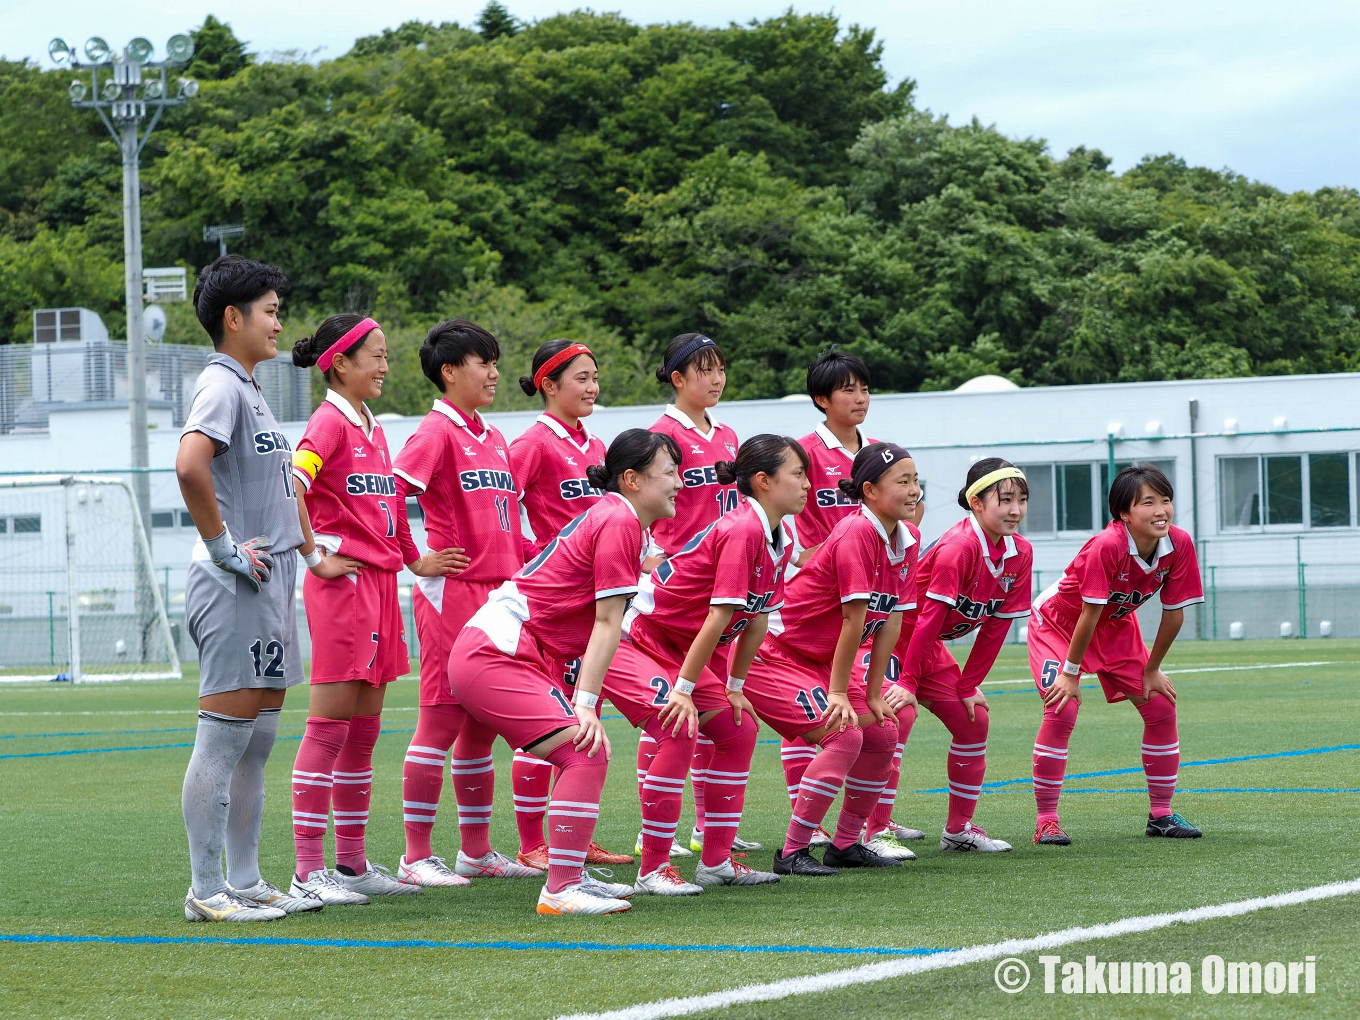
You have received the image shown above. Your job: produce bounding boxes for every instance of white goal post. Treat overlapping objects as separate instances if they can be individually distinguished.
[0,475,181,684]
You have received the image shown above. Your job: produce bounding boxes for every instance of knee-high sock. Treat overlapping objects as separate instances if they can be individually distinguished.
[225,706,279,889]
[291,716,350,878]
[698,711,759,867]
[868,704,916,834]
[781,737,818,810]
[639,716,697,874]
[1137,695,1179,817]
[402,703,463,862]
[782,727,862,855]
[542,742,609,894]
[636,732,657,800]
[183,711,255,899]
[513,749,553,853]
[928,700,990,833]
[689,735,716,836]
[333,714,380,874]
[833,720,898,849]
[451,721,498,860]
[1032,701,1078,823]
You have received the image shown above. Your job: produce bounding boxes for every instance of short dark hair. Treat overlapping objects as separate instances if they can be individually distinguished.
[655,332,726,387]
[519,338,598,398]
[806,349,871,408]
[585,429,684,493]
[193,254,287,347]
[714,435,809,497]
[957,457,1029,510]
[1109,464,1174,520]
[291,313,378,384]
[420,318,500,391]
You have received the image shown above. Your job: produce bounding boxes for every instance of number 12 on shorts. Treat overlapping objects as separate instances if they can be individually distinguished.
[250,639,285,678]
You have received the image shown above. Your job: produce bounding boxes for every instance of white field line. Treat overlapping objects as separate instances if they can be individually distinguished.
[982,660,1341,686]
[554,877,1360,1020]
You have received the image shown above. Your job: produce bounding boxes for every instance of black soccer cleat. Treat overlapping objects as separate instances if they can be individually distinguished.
[1145,812,1202,838]
[773,847,839,877]
[821,841,902,868]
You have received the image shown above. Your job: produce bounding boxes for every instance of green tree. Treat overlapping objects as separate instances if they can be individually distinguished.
[477,2,519,41]
[187,16,252,81]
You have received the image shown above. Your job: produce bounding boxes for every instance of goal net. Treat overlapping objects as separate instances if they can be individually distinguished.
[0,475,181,683]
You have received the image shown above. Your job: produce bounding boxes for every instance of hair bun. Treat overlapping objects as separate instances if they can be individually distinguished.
[713,460,737,485]
[291,335,320,368]
[519,375,538,397]
[585,464,610,490]
[837,478,861,501]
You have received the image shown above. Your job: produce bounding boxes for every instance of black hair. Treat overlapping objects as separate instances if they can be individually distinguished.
[193,254,287,347]
[654,332,726,387]
[837,442,913,502]
[1109,463,1174,521]
[957,457,1029,510]
[519,339,598,398]
[806,349,871,410]
[291,314,379,383]
[420,318,501,391]
[585,429,684,494]
[714,435,809,497]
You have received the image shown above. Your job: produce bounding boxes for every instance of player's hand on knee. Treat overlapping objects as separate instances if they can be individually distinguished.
[821,692,856,732]
[1142,667,1176,704]
[1043,675,1081,714]
[572,706,609,759]
[866,693,891,725]
[884,684,915,713]
[659,690,697,738]
[206,528,273,592]
[962,690,990,723]
[727,689,752,726]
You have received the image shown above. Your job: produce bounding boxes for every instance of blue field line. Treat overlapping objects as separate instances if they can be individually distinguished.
[0,727,418,761]
[0,726,199,741]
[0,932,947,956]
[985,786,1360,795]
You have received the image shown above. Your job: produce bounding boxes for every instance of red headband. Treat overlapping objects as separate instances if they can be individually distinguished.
[317,317,379,373]
[532,343,593,392]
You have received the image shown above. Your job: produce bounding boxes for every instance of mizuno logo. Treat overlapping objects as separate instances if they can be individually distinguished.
[462,445,475,456]
[353,446,367,458]
[565,456,577,466]
[555,824,573,833]
[825,466,842,476]
[691,444,704,454]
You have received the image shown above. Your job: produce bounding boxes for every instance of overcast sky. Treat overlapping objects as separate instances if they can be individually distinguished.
[6,0,1356,192]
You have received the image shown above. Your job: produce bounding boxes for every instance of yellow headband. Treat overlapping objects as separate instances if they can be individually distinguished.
[966,466,1026,502]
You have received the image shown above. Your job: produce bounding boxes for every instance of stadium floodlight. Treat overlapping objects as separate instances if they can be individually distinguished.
[126,37,154,63]
[166,34,195,61]
[69,79,88,102]
[84,36,111,62]
[48,38,72,64]
[101,78,121,101]
[142,79,164,100]
[177,77,199,98]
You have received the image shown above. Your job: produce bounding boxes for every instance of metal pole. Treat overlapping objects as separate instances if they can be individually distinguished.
[1188,399,1202,638]
[65,480,82,683]
[121,118,152,544]
[1297,536,1306,639]
[219,236,228,258]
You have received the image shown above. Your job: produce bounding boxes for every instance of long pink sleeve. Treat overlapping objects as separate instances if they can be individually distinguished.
[959,615,1010,698]
[899,596,948,695]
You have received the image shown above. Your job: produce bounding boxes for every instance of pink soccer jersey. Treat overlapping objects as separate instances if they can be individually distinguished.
[766,507,919,662]
[467,493,647,666]
[1039,520,1204,625]
[510,414,607,557]
[393,400,523,584]
[292,393,403,571]
[647,406,739,555]
[911,514,1033,641]
[794,425,878,551]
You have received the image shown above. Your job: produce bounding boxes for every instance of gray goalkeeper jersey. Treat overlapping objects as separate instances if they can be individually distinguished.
[181,353,304,554]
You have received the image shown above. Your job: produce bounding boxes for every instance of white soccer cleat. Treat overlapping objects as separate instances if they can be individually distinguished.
[456,849,545,879]
[809,826,833,847]
[184,888,286,922]
[290,869,371,906]
[634,832,694,858]
[888,820,926,841]
[398,854,471,888]
[634,865,703,896]
[579,869,634,900]
[940,821,1012,853]
[694,855,781,887]
[865,831,918,861]
[337,862,422,895]
[732,835,764,852]
[537,882,631,915]
[232,879,324,913]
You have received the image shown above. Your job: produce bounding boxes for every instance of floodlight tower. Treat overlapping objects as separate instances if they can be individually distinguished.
[49,33,199,541]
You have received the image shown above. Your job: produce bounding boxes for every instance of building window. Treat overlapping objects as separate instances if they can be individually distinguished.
[1265,456,1303,525]
[151,511,176,529]
[1310,453,1351,527]
[1218,453,1354,530]
[12,515,41,534]
[1019,464,1054,534]
[0,518,7,534]
[179,510,196,529]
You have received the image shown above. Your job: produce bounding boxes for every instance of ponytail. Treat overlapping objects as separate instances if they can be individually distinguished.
[714,435,808,497]
[591,429,683,493]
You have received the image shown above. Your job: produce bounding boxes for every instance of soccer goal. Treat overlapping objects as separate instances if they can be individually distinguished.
[0,475,181,684]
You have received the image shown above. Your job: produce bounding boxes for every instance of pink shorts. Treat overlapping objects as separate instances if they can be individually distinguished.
[1029,601,1149,704]
[447,627,579,751]
[743,639,871,742]
[412,576,499,707]
[603,620,732,728]
[903,641,973,703]
[303,567,409,686]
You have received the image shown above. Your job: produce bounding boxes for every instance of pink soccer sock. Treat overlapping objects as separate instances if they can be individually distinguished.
[451,721,498,860]
[639,717,697,875]
[689,735,715,836]
[543,742,609,893]
[292,716,350,878]
[402,703,463,862]
[868,704,916,835]
[929,700,990,833]
[1033,702,1078,824]
[783,727,862,855]
[513,749,553,853]
[636,732,657,799]
[333,714,380,874]
[781,737,818,810]
[698,710,759,867]
[833,720,897,849]
[1137,695,1179,817]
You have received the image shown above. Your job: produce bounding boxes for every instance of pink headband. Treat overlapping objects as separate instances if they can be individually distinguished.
[533,343,593,392]
[317,317,379,373]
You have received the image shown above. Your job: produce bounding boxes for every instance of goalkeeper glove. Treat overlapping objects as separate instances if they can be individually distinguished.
[205,526,274,593]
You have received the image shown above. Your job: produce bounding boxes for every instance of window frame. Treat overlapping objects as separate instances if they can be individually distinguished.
[1216,452,1357,532]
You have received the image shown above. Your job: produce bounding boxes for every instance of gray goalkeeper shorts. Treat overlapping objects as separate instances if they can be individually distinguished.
[185,543,305,697]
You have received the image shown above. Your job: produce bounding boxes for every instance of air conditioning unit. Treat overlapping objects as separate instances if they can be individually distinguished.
[30,309,115,405]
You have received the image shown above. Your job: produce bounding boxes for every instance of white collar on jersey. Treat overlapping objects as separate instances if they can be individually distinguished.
[536,412,595,451]
[1123,522,1175,573]
[431,399,489,442]
[858,503,914,565]
[664,404,722,439]
[814,422,865,455]
[746,497,788,555]
[325,389,378,439]
[208,352,261,390]
[967,513,1019,578]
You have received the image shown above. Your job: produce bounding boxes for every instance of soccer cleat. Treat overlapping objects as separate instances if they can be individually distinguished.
[456,849,545,879]
[732,835,764,852]
[635,832,694,858]
[773,847,839,877]
[232,878,324,913]
[336,862,422,896]
[584,840,634,865]
[689,827,704,854]
[940,822,1013,853]
[887,819,926,841]
[695,854,781,888]
[536,883,631,916]
[865,830,918,861]
[809,826,833,847]
[580,868,635,900]
[634,865,704,896]
[398,854,471,888]
[516,845,551,872]
[1145,812,1202,838]
[822,841,902,868]
[1034,819,1072,846]
[290,869,370,906]
[185,888,286,922]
